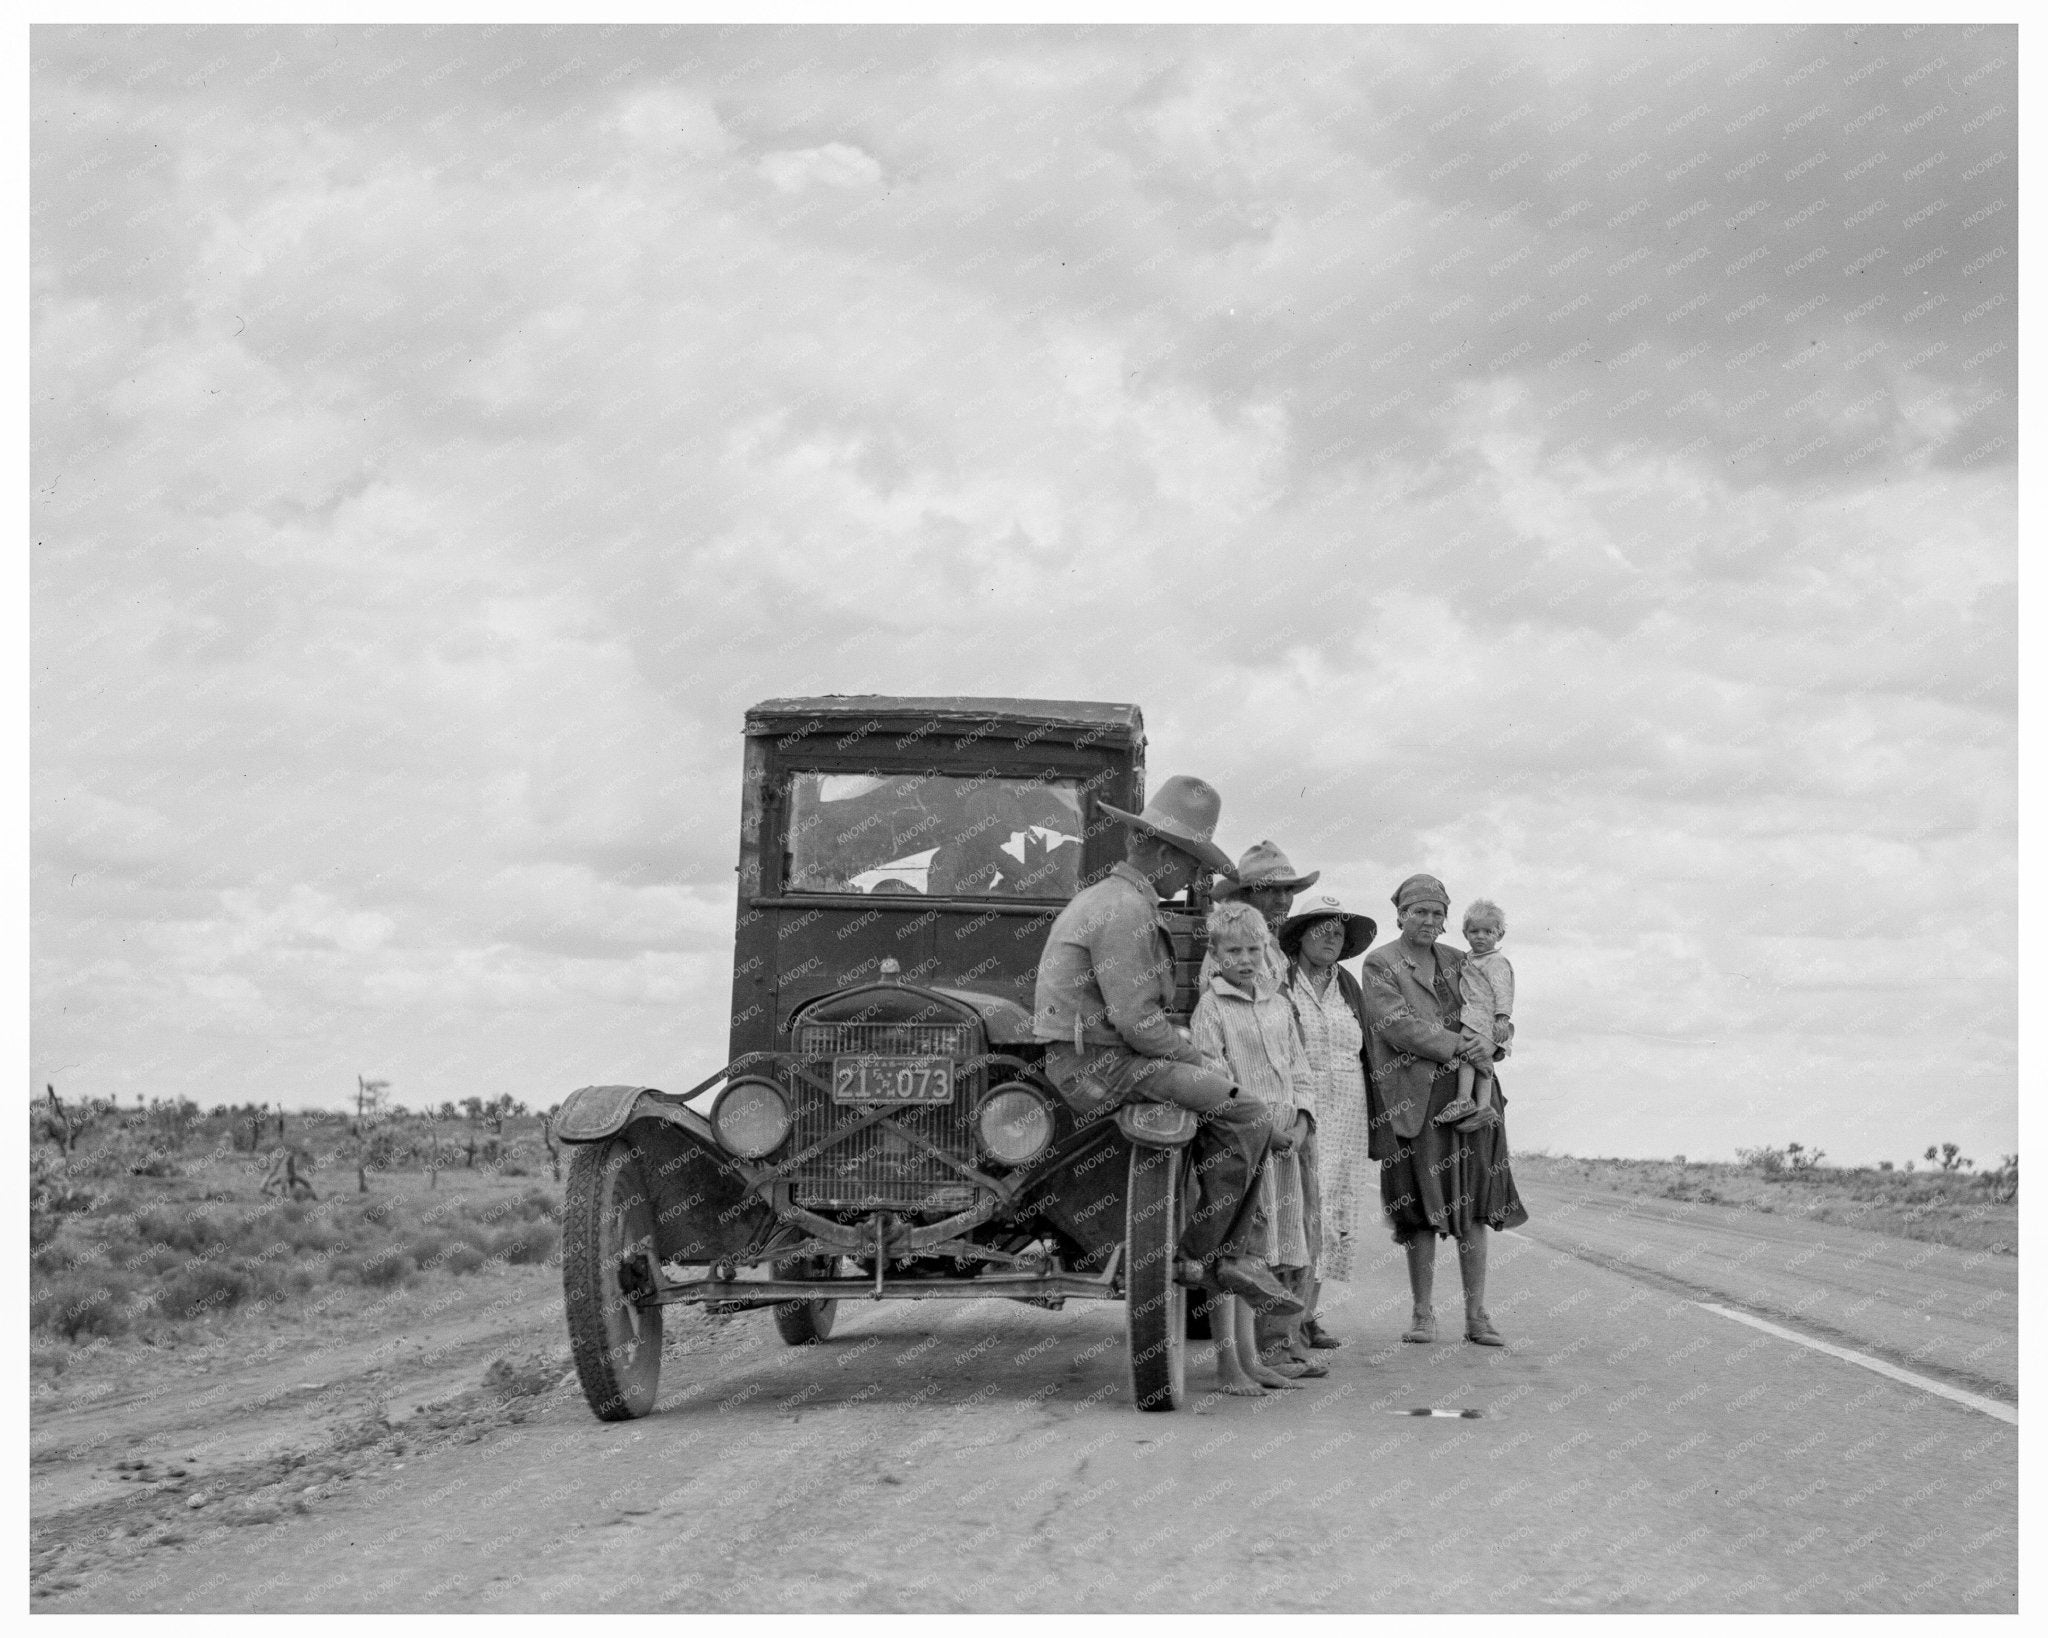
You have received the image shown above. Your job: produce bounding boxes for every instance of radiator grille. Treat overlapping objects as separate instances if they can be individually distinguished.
[795,1022,973,1058]
[785,1020,983,1212]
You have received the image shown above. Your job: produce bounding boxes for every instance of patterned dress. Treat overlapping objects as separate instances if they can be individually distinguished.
[1286,963,1372,1283]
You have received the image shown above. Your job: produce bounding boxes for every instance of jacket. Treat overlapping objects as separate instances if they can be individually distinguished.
[1359,939,1469,1143]
[1190,972,1317,1116]
[1031,862,1204,1064]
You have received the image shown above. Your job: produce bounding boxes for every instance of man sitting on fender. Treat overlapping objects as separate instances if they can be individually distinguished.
[1033,775,1301,1317]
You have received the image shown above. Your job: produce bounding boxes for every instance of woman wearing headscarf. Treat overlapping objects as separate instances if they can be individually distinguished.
[1359,873,1527,1346]
[1276,893,1378,1348]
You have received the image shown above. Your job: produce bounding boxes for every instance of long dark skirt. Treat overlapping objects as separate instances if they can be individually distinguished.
[1380,1064,1528,1244]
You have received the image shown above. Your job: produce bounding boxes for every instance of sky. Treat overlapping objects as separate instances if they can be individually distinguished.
[31,24,2017,1165]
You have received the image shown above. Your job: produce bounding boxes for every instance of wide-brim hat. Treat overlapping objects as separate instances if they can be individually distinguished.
[1214,838,1320,902]
[1278,894,1377,961]
[1098,774,1238,879]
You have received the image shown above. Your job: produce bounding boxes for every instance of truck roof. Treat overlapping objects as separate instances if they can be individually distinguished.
[745,696,1144,748]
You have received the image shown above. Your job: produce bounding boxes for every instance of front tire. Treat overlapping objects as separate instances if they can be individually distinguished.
[771,1257,839,1345]
[562,1134,664,1420]
[1125,1142,1188,1411]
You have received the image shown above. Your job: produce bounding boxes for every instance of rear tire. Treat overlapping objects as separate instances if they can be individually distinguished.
[771,1257,839,1345]
[1124,1142,1188,1412]
[562,1134,664,1421]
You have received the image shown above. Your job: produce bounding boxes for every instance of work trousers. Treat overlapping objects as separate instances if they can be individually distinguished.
[1043,1043,1275,1265]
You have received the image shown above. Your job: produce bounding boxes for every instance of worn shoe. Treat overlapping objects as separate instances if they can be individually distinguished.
[1455,1105,1501,1134]
[1401,1309,1437,1344]
[1303,1319,1343,1349]
[1465,1312,1506,1346]
[1433,1095,1479,1125]
[1212,1256,1306,1317]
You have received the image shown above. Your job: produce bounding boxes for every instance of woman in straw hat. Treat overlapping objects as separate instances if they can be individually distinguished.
[1277,893,1379,1343]
[1359,874,1527,1347]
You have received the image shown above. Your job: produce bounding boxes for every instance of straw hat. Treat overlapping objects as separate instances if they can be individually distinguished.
[1214,839,1320,900]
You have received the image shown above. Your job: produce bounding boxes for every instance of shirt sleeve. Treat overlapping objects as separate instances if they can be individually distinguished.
[1090,893,1202,1062]
[1188,994,1228,1074]
[1493,957,1515,1018]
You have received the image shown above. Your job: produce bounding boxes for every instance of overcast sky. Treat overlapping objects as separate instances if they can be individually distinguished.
[32,24,2016,1164]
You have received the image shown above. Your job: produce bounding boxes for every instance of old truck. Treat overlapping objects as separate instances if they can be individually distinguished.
[554,696,1220,1419]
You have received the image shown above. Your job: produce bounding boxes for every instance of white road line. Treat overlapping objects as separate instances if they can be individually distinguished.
[1693,1302,2017,1427]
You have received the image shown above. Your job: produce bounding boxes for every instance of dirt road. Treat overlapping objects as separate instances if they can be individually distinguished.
[33,1177,2015,1612]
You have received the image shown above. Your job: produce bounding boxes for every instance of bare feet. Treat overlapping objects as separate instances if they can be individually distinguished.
[1249,1360,1303,1390]
[1215,1355,1266,1396]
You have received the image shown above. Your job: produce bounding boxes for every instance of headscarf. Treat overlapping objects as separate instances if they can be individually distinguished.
[1391,873,1450,914]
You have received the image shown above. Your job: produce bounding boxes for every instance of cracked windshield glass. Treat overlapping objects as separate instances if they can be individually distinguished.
[786,773,1085,897]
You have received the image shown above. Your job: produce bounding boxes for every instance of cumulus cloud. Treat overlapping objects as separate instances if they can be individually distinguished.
[760,141,883,192]
[30,25,2013,1161]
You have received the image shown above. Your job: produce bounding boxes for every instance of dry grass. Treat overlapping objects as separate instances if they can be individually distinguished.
[30,1165,561,1358]
[1519,1152,2017,1255]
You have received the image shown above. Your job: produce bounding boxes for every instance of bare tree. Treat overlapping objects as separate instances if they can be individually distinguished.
[42,1084,77,1154]
[540,1103,562,1183]
[354,1075,391,1193]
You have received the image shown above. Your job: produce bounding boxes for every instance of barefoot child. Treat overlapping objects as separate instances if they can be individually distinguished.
[1190,900,1316,1394]
[1436,898,1514,1131]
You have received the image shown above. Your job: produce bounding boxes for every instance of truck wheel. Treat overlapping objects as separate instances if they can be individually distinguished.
[562,1135,663,1420]
[771,1257,839,1345]
[1124,1142,1188,1412]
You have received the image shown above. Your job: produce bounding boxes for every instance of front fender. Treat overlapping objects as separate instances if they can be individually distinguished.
[556,1083,718,1147]
[556,1084,776,1263]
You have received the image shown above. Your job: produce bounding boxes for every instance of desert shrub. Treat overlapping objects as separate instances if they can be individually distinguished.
[33,1240,80,1276]
[132,1207,226,1255]
[358,1248,415,1288]
[444,1243,486,1275]
[154,1262,255,1322]
[1735,1145,1785,1175]
[32,1274,136,1341]
[406,1234,452,1271]
[490,1220,559,1266]
[30,1153,97,1249]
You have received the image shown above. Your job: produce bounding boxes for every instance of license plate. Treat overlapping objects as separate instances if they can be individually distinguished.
[831,1056,955,1105]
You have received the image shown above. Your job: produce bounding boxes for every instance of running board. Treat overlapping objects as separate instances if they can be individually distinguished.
[647,1266,1122,1307]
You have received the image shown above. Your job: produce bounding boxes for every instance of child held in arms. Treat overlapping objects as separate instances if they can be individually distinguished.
[1189,900,1319,1395]
[1435,898,1514,1131]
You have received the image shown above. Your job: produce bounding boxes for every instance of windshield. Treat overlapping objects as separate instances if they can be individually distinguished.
[785,772,1085,898]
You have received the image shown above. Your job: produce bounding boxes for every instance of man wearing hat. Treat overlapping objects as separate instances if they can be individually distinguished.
[1032,776,1301,1317]
[1216,840,1321,958]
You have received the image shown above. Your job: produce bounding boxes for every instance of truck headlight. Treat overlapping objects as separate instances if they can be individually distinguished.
[975,1084,1054,1167]
[711,1077,791,1159]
